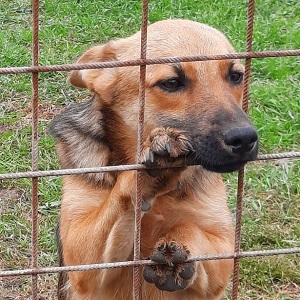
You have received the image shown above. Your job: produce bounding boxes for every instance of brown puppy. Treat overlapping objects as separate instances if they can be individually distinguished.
[50,19,258,300]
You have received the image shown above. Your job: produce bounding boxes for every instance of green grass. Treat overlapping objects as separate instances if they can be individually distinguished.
[0,0,299,299]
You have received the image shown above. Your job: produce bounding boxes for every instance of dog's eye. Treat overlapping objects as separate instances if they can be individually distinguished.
[158,78,184,93]
[228,71,244,85]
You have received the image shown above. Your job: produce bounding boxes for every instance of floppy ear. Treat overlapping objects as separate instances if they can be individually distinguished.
[67,43,118,101]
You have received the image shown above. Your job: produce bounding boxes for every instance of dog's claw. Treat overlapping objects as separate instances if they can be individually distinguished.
[165,142,171,154]
[143,150,155,165]
[148,151,155,164]
[186,141,195,152]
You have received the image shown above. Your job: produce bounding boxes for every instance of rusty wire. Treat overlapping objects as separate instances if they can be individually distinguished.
[31,0,40,299]
[232,0,256,298]
[133,1,149,299]
[0,152,299,181]
[1,247,299,278]
[1,0,300,299]
[1,49,300,75]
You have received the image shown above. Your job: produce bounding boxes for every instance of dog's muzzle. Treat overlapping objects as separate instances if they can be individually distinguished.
[186,125,258,173]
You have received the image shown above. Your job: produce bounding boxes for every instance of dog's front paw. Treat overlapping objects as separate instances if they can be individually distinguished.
[143,239,196,292]
[140,128,193,174]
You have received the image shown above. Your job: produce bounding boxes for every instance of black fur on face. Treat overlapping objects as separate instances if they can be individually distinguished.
[158,104,258,173]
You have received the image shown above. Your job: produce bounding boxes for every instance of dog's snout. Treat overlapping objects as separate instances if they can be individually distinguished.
[224,127,258,154]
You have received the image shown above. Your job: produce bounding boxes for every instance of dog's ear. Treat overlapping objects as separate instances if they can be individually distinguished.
[67,43,117,100]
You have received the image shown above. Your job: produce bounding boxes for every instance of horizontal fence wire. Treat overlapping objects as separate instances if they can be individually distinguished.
[0,152,299,181]
[1,0,300,299]
[1,248,299,278]
[1,50,300,75]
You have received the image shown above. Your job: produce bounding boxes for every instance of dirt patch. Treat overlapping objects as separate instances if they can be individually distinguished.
[0,274,57,300]
[1,188,58,299]
[274,282,300,299]
[0,188,25,214]
[22,102,65,123]
[0,100,65,134]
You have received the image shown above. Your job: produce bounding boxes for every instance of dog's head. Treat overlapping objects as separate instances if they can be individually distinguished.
[68,19,258,173]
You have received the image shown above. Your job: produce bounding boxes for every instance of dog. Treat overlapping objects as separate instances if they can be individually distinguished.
[49,19,258,300]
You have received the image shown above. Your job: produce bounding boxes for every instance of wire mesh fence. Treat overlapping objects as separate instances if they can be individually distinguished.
[0,0,299,299]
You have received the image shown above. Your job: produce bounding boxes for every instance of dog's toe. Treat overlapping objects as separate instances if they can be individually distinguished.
[151,239,190,265]
[143,239,196,291]
[168,241,189,264]
[179,262,195,280]
[150,241,169,264]
[144,264,192,292]
[155,273,187,292]
[143,266,160,284]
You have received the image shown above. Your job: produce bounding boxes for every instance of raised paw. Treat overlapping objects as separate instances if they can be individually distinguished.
[143,239,196,292]
[139,128,194,173]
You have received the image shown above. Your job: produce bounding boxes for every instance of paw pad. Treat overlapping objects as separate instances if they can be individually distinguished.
[143,240,195,292]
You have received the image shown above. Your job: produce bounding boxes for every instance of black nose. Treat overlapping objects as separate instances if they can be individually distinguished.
[224,127,258,154]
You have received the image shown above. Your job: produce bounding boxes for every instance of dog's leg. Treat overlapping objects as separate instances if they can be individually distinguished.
[141,128,233,297]
[60,171,141,299]
[56,222,71,300]
[143,222,233,298]
[60,128,194,299]
[60,167,180,299]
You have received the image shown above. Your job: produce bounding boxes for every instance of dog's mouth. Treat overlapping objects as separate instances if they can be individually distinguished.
[200,160,247,173]
[186,152,255,173]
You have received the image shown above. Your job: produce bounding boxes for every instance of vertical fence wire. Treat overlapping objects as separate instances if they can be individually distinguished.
[133,0,149,299]
[232,0,255,299]
[31,0,40,299]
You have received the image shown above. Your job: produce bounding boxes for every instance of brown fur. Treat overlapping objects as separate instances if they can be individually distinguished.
[49,19,258,300]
